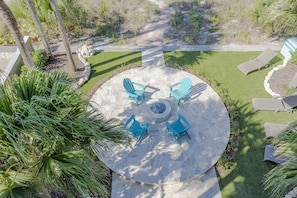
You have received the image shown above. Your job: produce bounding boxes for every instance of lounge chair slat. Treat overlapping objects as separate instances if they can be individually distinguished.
[237,48,277,75]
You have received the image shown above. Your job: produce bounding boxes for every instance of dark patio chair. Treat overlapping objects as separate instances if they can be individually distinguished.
[263,145,288,165]
[264,123,289,138]
[252,93,297,113]
[237,48,277,75]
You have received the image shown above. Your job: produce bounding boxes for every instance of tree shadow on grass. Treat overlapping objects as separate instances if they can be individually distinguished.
[89,52,142,78]
[164,51,214,68]
[218,100,272,198]
[90,51,141,68]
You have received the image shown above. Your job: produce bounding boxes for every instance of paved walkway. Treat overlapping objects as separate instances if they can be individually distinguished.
[90,47,230,197]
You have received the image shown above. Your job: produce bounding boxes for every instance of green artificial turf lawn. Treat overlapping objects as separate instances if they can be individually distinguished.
[79,51,142,94]
[164,51,297,198]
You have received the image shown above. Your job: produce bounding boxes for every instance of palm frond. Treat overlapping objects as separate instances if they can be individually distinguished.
[0,69,128,196]
[0,167,33,198]
[38,149,109,197]
[264,157,297,197]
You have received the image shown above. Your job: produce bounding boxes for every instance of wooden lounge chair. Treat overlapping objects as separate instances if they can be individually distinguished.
[169,77,192,105]
[263,145,288,165]
[166,114,191,145]
[125,115,149,146]
[123,78,147,105]
[252,94,297,113]
[237,48,277,75]
[264,123,289,138]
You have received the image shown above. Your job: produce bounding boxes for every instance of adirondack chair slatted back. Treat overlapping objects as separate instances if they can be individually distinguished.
[123,78,135,93]
[166,114,191,144]
[179,78,192,95]
[125,114,149,146]
[128,120,142,137]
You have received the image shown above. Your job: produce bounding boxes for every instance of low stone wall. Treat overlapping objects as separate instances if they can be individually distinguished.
[1,36,34,84]
[75,44,93,87]
[284,187,297,198]
[264,58,290,98]
[0,52,14,59]
[0,38,93,87]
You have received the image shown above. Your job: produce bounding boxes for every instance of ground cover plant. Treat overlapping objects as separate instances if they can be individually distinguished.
[2,0,295,46]
[2,0,157,44]
[250,0,297,37]
[164,51,296,197]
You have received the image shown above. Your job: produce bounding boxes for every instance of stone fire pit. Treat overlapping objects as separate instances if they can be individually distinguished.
[145,98,171,123]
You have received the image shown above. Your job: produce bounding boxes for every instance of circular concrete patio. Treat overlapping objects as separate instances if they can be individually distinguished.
[91,66,230,185]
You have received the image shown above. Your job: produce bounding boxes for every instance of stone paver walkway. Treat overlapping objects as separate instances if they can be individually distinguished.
[111,166,222,198]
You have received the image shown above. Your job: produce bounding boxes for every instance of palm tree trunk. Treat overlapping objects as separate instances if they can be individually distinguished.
[50,0,77,72]
[0,0,35,70]
[24,0,53,58]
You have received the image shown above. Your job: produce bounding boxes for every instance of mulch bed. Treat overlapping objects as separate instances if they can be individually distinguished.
[44,53,85,80]
[267,61,297,96]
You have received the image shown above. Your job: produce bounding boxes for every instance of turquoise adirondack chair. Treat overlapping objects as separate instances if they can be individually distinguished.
[169,77,192,105]
[123,78,147,105]
[166,114,191,145]
[125,115,149,146]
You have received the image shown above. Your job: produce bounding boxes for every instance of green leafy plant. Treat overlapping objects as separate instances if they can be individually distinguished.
[290,51,297,64]
[250,0,297,37]
[264,121,297,197]
[0,69,130,197]
[239,31,250,43]
[30,49,48,70]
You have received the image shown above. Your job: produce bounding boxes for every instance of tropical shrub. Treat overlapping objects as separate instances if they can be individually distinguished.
[0,69,129,197]
[250,0,297,37]
[86,0,157,37]
[8,0,88,41]
[264,121,297,197]
[291,51,297,64]
[2,0,157,45]
[30,49,48,70]
[166,1,220,44]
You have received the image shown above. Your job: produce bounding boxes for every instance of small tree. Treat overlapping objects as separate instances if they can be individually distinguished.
[264,121,297,197]
[0,0,35,70]
[0,69,129,197]
[50,0,77,72]
[24,0,53,57]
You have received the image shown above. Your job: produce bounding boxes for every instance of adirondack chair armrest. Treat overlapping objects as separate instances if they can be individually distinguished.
[143,123,150,130]
[165,122,174,132]
[179,114,191,129]
[125,115,136,127]
[132,82,146,89]
[169,82,181,90]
